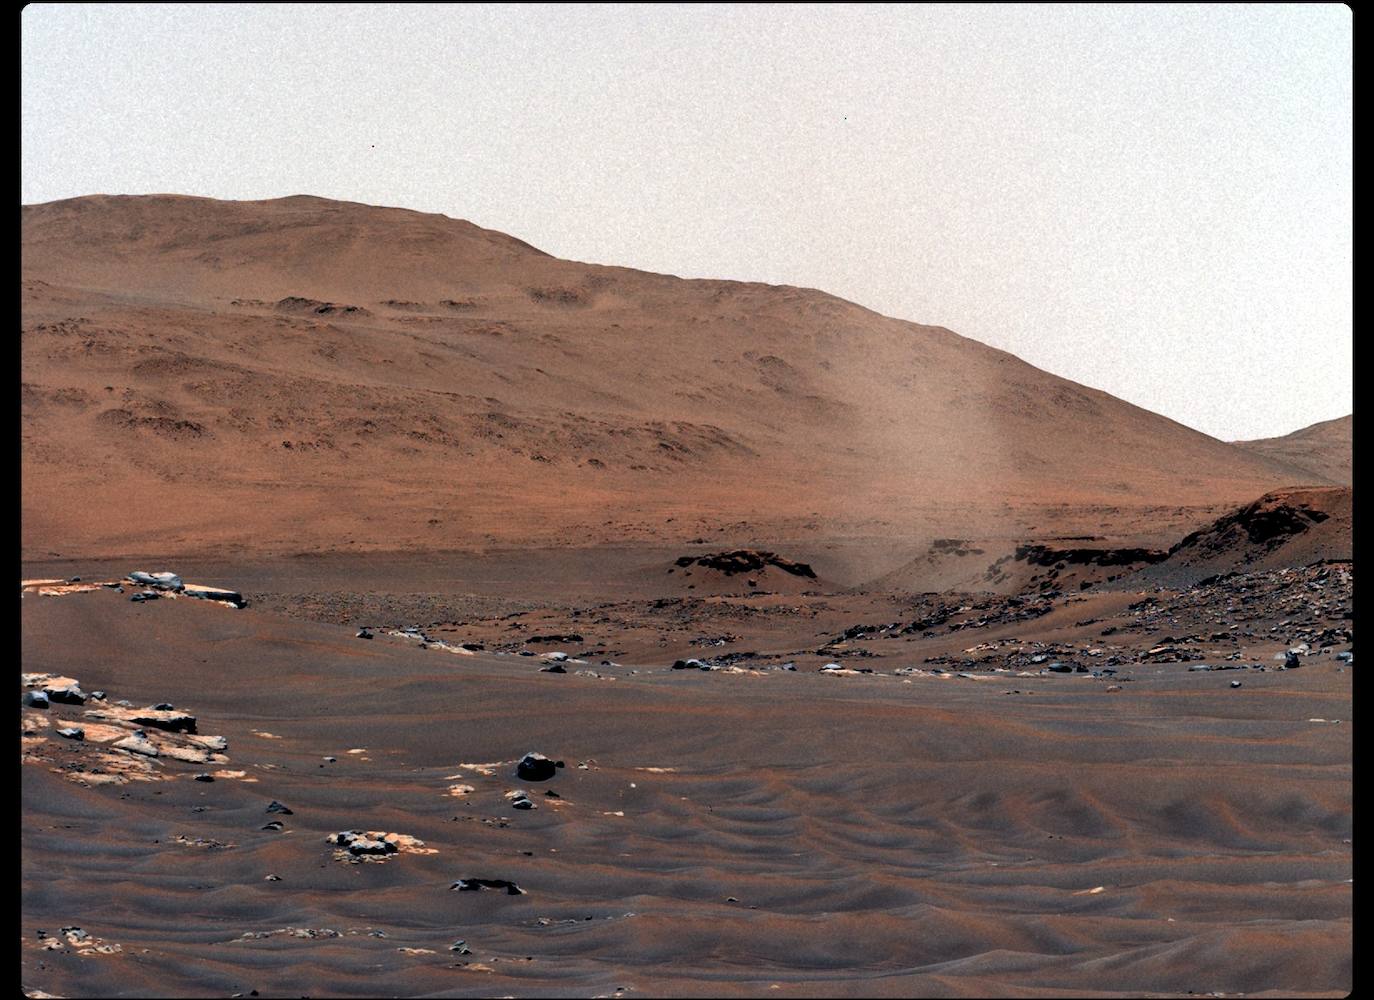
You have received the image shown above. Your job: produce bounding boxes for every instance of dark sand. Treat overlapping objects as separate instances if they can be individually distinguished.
[21,557,1351,998]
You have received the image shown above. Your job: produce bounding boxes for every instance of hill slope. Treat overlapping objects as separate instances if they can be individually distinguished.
[21,194,1324,558]
[1232,415,1352,486]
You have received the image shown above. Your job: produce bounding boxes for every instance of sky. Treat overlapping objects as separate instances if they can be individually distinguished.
[21,3,1351,441]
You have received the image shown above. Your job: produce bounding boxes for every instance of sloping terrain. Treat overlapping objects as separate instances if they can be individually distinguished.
[1134,486,1352,588]
[22,194,1325,558]
[1233,416,1352,487]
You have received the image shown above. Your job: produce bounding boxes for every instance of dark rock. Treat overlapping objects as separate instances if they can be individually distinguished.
[131,711,196,733]
[154,703,175,710]
[356,628,373,639]
[266,800,294,815]
[541,663,567,673]
[131,591,160,602]
[194,773,215,782]
[45,685,88,705]
[517,752,557,781]
[22,691,49,710]
[56,727,84,741]
[451,878,525,894]
[1285,651,1301,669]
[262,821,284,831]
[338,833,395,855]
[91,691,106,701]
[673,549,817,579]
[1230,680,1243,688]
[1046,662,1073,673]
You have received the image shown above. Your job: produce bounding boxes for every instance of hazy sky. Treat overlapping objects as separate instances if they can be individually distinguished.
[22,3,1351,441]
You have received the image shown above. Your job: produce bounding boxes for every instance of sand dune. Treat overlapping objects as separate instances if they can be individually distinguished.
[20,579,1352,998]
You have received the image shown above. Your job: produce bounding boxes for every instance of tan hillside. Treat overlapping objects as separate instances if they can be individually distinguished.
[21,194,1323,558]
[1232,415,1352,486]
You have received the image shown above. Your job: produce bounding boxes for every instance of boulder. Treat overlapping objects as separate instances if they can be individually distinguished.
[22,691,49,710]
[45,685,87,705]
[517,752,558,781]
[348,838,392,855]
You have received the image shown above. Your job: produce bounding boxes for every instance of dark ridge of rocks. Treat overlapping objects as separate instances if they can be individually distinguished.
[673,549,817,579]
[1170,491,1334,553]
[1015,545,1169,568]
[929,538,986,556]
[274,296,371,317]
[451,878,525,894]
[526,633,583,643]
